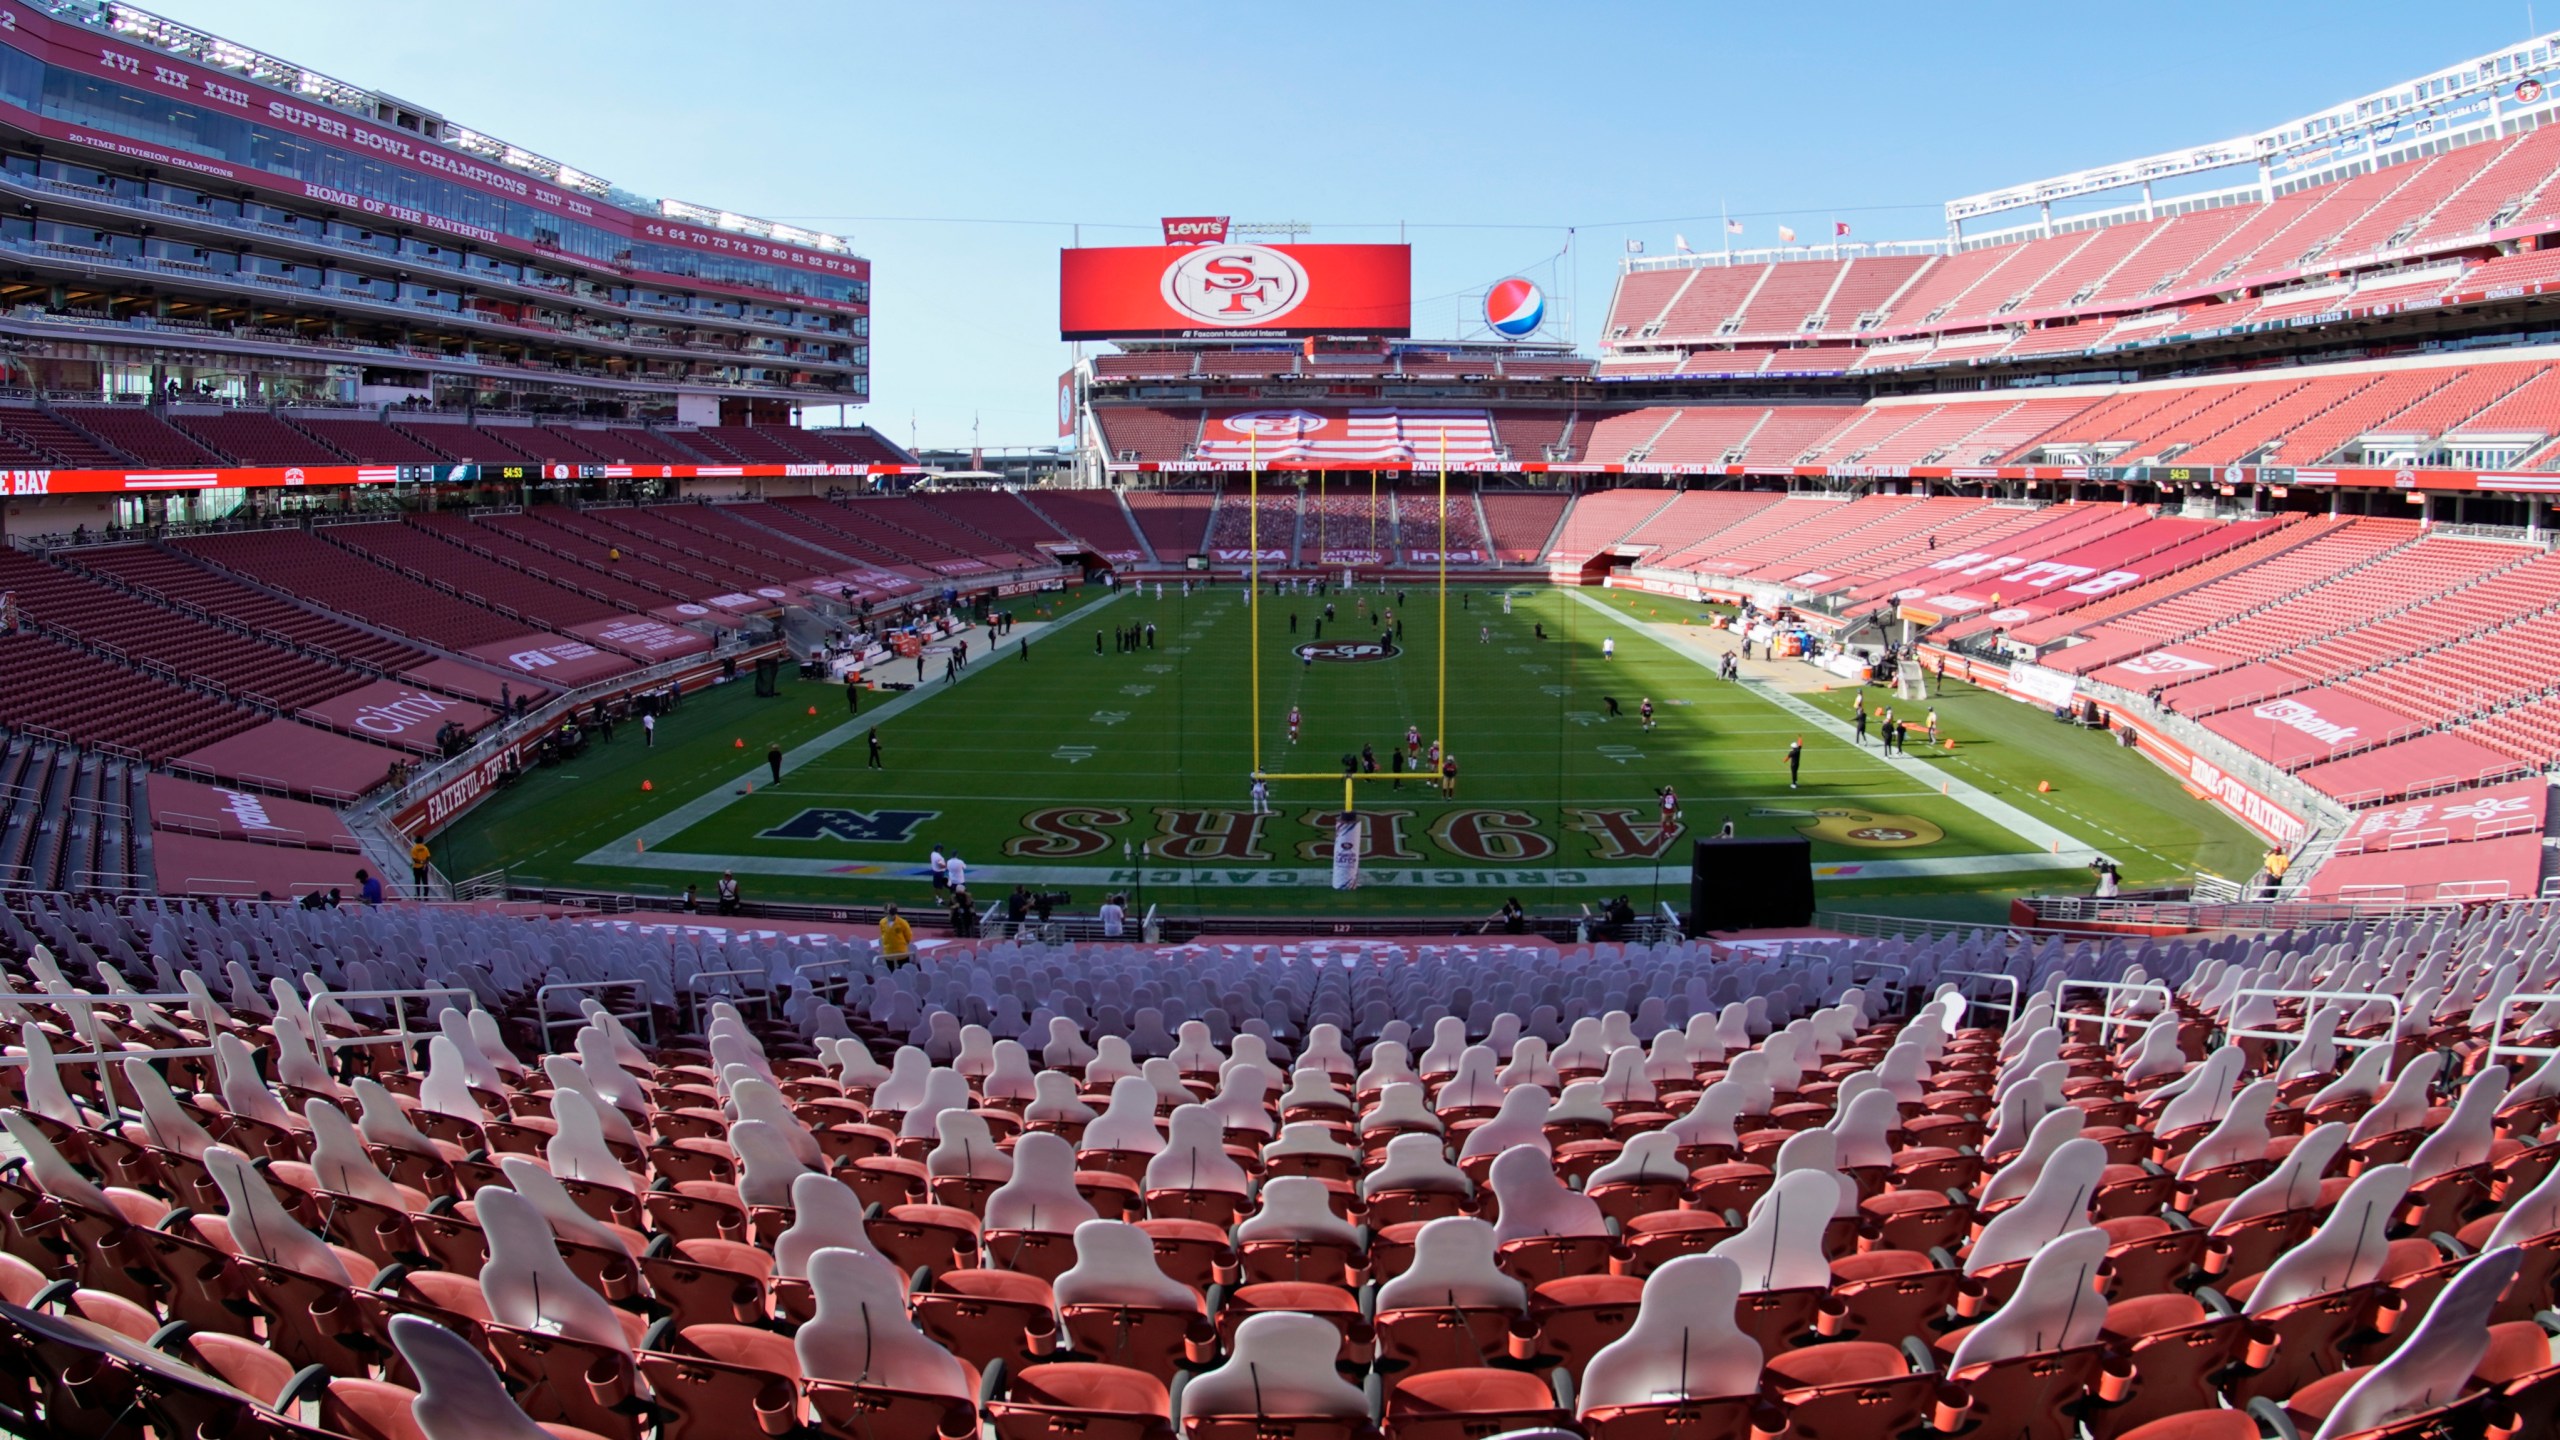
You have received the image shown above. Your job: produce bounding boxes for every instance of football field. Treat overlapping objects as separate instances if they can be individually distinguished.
[436,581,2266,922]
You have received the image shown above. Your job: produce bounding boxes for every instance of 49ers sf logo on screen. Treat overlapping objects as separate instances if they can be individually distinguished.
[1295,638,1401,664]
[1160,245,1310,326]
[1060,244,1411,340]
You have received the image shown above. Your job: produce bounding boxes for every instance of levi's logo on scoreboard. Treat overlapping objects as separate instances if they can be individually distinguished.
[5,470,50,495]
[1161,216,1230,245]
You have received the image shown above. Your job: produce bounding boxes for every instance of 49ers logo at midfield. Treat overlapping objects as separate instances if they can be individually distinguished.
[1295,638,1401,664]
[1161,245,1310,326]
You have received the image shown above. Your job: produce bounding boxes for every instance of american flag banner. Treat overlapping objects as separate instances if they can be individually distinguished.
[1194,409,1503,466]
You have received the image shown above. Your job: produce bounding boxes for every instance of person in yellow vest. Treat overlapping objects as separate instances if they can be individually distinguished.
[408,838,431,895]
[879,903,914,971]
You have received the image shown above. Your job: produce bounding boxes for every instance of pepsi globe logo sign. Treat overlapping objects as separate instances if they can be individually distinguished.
[1485,277,1544,338]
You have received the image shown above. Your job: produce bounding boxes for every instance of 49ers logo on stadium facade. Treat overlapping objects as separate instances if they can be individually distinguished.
[1161,245,1310,327]
[1294,638,1401,664]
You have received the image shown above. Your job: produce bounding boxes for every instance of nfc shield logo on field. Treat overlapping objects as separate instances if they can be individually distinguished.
[1161,245,1310,326]
[759,808,940,843]
[1295,638,1401,664]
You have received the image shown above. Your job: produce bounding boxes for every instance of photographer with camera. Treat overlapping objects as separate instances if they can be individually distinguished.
[2090,857,2122,900]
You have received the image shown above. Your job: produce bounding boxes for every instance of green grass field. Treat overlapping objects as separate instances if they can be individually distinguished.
[434,583,2266,923]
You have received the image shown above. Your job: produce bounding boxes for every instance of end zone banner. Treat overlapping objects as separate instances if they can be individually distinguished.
[1061,244,1411,340]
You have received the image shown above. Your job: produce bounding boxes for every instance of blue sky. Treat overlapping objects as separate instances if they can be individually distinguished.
[161,1,2541,447]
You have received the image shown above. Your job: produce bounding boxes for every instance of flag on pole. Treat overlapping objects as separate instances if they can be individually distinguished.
[1725,218,1744,234]
[1778,225,1797,244]
[1835,220,1852,237]
[1331,812,1362,890]
[1674,233,1691,253]
[1624,238,1644,254]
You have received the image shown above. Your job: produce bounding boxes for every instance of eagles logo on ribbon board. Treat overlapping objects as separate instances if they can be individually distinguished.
[1294,638,1401,664]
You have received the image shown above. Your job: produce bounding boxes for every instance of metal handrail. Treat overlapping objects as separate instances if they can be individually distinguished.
[305,985,476,1068]
[2055,978,2173,1045]
[448,868,510,902]
[2229,987,2403,1052]
[1813,909,2134,944]
[680,967,775,1038]
[792,954,866,1009]
[0,990,208,1124]
[2487,990,2560,1067]
[534,978,655,1054]
[1844,957,1911,1017]
[1943,968,2022,1028]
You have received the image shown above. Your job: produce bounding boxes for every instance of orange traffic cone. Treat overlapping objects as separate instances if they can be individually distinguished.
[734,737,745,748]
[807,705,818,716]
[637,837,645,852]
[2037,780,2052,793]
[641,780,653,792]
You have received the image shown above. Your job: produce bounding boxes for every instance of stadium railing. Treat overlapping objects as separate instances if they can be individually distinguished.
[493,879,1688,944]
[310,984,479,1069]
[2052,977,2176,1046]
[2229,986,2403,1053]
[444,866,509,901]
[534,976,655,1054]
[1813,907,2132,944]
[2015,891,2533,930]
[680,967,777,1038]
[2487,990,2560,1069]
[1941,966,2023,1027]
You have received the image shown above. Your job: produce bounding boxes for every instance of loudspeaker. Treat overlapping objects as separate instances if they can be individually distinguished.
[1689,836,1813,933]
